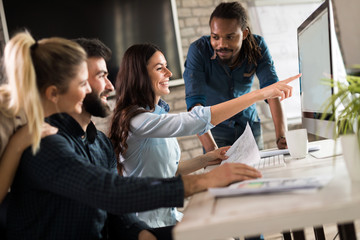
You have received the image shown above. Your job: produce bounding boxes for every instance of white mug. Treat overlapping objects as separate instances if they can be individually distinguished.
[285,129,308,159]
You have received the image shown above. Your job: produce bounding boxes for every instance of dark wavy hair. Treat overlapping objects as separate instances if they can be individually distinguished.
[209,1,262,66]
[109,43,161,165]
[73,38,112,61]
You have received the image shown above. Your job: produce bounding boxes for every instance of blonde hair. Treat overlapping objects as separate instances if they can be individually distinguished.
[0,31,86,154]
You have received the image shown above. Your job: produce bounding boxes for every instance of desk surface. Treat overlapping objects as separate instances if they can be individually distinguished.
[173,139,360,240]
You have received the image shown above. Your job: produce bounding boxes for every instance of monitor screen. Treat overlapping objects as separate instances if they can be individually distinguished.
[298,9,332,116]
[1,0,184,86]
[297,0,346,139]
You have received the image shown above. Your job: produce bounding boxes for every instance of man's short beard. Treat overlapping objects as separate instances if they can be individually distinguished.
[217,55,233,65]
[83,91,111,118]
[216,49,234,65]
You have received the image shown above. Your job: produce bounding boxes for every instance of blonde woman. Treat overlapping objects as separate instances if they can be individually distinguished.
[0,31,91,203]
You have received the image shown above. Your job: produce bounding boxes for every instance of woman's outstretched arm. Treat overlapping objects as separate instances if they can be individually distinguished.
[209,74,300,126]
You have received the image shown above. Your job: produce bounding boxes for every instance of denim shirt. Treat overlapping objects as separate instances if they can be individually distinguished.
[121,100,213,227]
[184,35,279,132]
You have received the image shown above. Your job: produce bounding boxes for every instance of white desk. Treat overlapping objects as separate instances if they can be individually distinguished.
[173,139,360,240]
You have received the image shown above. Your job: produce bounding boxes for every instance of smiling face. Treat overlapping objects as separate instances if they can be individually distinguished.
[210,17,248,65]
[147,51,172,101]
[83,57,114,117]
[57,61,91,114]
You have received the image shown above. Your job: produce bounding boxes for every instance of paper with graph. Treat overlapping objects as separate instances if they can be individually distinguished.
[209,176,333,197]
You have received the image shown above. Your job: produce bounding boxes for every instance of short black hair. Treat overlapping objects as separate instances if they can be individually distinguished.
[73,38,112,61]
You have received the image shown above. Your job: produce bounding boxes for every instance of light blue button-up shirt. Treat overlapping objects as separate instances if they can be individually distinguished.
[120,100,213,227]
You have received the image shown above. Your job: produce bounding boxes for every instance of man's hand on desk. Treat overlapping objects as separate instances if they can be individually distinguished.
[182,163,262,197]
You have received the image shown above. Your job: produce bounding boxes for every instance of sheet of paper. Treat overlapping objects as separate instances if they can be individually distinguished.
[209,176,333,197]
[221,122,261,165]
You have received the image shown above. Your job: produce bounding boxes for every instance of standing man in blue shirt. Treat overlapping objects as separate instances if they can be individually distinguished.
[184,2,297,151]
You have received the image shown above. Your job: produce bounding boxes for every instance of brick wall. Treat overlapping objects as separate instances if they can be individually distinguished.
[176,0,231,58]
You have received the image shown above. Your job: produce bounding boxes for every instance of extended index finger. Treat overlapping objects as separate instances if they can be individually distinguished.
[281,73,302,84]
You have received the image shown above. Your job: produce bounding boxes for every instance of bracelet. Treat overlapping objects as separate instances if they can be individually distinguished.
[276,136,286,144]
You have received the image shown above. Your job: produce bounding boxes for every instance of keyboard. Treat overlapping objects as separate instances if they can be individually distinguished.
[252,154,286,169]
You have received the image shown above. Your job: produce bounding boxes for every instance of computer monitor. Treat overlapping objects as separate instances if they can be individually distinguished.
[297,0,347,139]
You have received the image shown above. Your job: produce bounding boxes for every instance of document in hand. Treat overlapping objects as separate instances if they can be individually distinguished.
[222,122,261,166]
[209,176,333,197]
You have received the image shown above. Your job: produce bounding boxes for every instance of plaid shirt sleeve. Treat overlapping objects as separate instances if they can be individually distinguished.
[19,133,184,214]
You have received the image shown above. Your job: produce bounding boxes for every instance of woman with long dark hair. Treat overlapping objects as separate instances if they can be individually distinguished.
[109,43,298,228]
